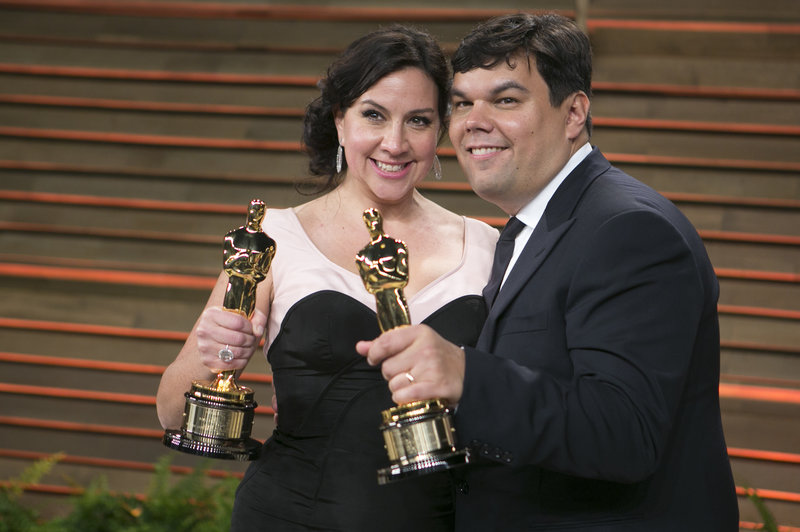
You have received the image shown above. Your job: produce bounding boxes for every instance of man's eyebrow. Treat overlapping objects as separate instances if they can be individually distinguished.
[490,80,530,97]
[451,80,530,100]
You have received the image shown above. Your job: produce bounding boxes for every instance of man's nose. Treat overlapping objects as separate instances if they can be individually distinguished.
[464,101,492,133]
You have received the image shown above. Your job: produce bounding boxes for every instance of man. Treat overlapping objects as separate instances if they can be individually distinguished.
[357,13,739,530]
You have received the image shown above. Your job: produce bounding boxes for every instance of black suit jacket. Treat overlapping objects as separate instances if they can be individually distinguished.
[454,148,738,530]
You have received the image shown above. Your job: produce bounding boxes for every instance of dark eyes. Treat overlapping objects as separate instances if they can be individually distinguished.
[451,97,518,109]
[360,109,432,127]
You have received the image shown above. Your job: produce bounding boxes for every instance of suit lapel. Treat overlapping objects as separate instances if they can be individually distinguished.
[476,218,574,349]
[475,148,611,352]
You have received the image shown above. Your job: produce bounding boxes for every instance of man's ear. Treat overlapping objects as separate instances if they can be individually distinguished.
[565,91,590,140]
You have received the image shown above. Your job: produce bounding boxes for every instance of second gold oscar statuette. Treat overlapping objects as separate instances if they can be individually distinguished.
[163,199,276,461]
[355,208,469,484]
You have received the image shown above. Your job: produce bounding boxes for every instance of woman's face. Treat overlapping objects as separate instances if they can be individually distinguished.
[335,67,441,205]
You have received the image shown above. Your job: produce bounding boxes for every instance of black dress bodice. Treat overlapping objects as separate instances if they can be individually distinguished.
[231,292,486,531]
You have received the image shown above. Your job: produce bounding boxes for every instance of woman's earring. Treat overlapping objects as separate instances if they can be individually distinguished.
[433,154,442,180]
[335,143,343,174]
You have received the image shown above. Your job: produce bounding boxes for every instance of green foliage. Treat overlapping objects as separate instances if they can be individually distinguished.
[747,487,779,532]
[0,452,63,532]
[0,455,239,532]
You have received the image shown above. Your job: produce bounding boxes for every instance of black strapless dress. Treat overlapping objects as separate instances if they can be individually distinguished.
[230,209,497,532]
[231,292,487,531]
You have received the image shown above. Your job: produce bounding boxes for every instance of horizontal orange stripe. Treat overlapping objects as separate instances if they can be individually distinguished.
[0,31,342,55]
[0,481,78,496]
[715,268,800,283]
[0,351,164,374]
[719,383,800,405]
[2,253,796,288]
[0,1,560,22]
[603,152,800,173]
[0,62,318,86]
[727,447,800,465]
[699,230,800,246]
[720,340,800,355]
[0,220,218,244]
[436,147,800,173]
[4,219,796,251]
[2,379,795,409]
[0,415,164,438]
[592,81,800,102]
[718,305,800,320]
[0,126,302,151]
[0,188,246,213]
[0,93,306,117]
[737,486,800,504]
[2,127,798,173]
[3,93,797,137]
[722,374,800,389]
[0,383,275,414]
[6,0,800,38]
[0,448,244,478]
[0,351,273,384]
[0,316,187,341]
[0,263,216,289]
[594,116,800,136]
[1,62,797,102]
[0,382,156,405]
[587,19,800,35]
[6,187,799,213]
[739,521,800,532]
[665,192,800,209]
[0,158,286,184]
[0,252,219,277]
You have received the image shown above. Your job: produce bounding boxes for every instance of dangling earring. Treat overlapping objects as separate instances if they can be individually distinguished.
[433,154,442,180]
[335,142,343,174]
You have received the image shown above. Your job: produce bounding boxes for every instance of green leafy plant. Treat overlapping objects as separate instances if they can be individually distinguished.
[1,455,239,532]
[746,487,779,532]
[0,452,63,532]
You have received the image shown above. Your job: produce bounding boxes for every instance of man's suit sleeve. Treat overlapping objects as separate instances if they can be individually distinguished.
[456,209,709,483]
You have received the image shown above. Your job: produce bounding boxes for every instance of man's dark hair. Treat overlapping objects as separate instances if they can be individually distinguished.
[452,13,593,135]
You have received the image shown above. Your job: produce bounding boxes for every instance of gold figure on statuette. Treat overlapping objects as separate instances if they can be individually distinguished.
[356,208,469,484]
[163,199,276,461]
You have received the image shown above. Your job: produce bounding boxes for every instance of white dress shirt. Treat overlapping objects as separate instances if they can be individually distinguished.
[501,142,592,286]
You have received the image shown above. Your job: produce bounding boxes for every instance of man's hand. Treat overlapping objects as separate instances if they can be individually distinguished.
[356,324,465,406]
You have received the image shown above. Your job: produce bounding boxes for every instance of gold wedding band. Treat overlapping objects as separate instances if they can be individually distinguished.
[405,371,415,383]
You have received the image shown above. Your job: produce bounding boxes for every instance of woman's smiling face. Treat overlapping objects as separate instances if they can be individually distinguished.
[334,66,441,205]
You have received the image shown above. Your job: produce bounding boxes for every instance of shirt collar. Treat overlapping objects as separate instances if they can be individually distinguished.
[515,142,592,229]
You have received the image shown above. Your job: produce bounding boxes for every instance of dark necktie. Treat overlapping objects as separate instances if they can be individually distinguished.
[483,216,525,308]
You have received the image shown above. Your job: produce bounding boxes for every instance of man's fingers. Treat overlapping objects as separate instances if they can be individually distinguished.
[362,326,418,366]
[355,340,373,359]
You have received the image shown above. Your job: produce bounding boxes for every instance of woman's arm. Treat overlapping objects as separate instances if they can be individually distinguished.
[156,271,272,429]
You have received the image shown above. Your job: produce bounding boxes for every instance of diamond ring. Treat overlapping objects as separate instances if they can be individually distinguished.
[218,345,234,363]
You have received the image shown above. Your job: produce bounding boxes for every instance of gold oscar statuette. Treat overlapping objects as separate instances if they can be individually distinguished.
[356,208,469,484]
[163,199,276,461]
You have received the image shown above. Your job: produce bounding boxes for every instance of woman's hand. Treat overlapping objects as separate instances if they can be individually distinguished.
[195,306,268,372]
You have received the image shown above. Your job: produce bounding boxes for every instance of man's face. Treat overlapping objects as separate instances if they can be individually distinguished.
[449,56,579,215]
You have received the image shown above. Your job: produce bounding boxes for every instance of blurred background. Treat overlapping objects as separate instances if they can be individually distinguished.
[0,0,798,528]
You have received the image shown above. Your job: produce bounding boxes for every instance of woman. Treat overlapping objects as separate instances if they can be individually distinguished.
[156,26,498,531]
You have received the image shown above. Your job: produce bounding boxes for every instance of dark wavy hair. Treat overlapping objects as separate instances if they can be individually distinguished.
[452,13,593,135]
[301,25,450,194]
